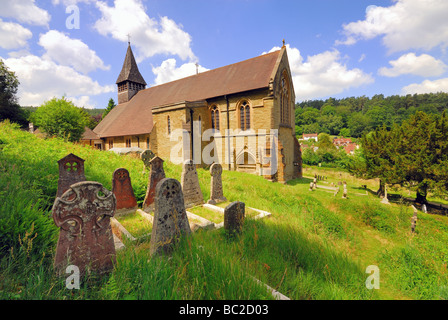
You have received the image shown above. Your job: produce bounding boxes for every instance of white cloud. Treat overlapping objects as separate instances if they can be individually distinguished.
[402,78,448,95]
[379,53,447,77]
[38,30,110,74]
[94,0,196,62]
[2,55,114,107]
[0,19,32,49]
[266,45,374,101]
[337,0,448,53]
[152,59,209,85]
[0,0,50,27]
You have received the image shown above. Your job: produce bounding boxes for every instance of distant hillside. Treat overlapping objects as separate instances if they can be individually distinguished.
[295,92,448,138]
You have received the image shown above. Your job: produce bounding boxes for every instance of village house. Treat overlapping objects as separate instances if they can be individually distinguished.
[302,133,318,142]
[91,41,302,183]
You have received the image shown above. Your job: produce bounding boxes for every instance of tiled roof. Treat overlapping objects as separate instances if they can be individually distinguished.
[94,49,283,138]
[116,44,147,85]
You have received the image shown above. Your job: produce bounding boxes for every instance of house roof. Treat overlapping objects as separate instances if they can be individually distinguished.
[81,126,100,140]
[94,48,284,138]
[116,44,147,85]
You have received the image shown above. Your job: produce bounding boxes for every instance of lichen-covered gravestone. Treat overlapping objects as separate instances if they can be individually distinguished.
[150,178,191,256]
[181,159,204,208]
[207,163,227,205]
[342,182,348,199]
[57,153,86,197]
[112,168,138,215]
[143,156,165,212]
[224,201,245,235]
[141,149,155,172]
[52,181,116,276]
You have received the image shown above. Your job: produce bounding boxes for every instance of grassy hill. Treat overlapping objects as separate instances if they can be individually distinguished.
[1,121,448,300]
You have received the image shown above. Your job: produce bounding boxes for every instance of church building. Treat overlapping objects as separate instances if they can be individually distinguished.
[92,42,302,183]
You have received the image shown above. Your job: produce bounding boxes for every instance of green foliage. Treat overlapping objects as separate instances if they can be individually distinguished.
[296,92,448,138]
[0,59,27,127]
[31,97,89,142]
[102,98,116,119]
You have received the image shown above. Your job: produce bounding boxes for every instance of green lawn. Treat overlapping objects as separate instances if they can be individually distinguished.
[1,121,448,300]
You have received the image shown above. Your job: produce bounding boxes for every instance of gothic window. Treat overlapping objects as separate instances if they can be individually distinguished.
[146,137,150,149]
[126,138,131,148]
[211,105,220,131]
[280,71,290,125]
[198,116,202,134]
[239,100,250,131]
[167,116,171,135]
[109,139,113,149]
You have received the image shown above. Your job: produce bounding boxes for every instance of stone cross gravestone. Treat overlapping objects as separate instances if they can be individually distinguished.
[150,178,191,256]
[181,159,204,208]
[112,168,138,215]
[143,156,166,212]
[381,184,390,205]
[224,201,245,235]
[52,181,116,276]
[141,149,155,171]
[57,153,86,197]
[207,163,227,204]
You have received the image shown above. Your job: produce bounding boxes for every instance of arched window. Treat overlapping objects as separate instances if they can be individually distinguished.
[239,100,250,130]
[198,115,202,134]
[280,71,290,125]
[211,105,220,131]
[167,116,171,135]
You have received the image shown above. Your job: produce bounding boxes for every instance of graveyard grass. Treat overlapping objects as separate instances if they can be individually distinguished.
[1,121,448,300]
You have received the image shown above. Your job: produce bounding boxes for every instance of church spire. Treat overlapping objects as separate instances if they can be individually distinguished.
[116,42,146,104]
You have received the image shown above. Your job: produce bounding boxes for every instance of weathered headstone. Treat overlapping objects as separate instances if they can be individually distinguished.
[333,186,340,197]
[141,149,155,171]
[224,201,245,235]
[207,163,227,205]
[381,184,390,205]
[52,181,116,276]
[411,205,418,233]
[56,153,86,197]
[181,159,204,208]
[143,156,166,212]
[112,168,138,215]
[150,178,191,256]
[342,182,348,199]
[309,181,314,191]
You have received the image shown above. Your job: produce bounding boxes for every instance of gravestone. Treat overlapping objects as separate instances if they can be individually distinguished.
[381,184,390,205]
[143,156,166,212]
[181,159,204,208]
[224,201,245,235]
[150,178,191,256]
[141,149,155,171]
[333,186,340,197]
[411,205,418,233]
[52,181,116,276]
[57,153,86,197]
[309,181,314,191]
[313,177,317,190]
[112,168,138,215]
[342,182,348,199]
[207,163,227,204]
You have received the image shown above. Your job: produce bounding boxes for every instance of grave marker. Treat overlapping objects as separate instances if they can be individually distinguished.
[112,168,138,215]
[224,201,245,235]
[57,153,86,197]
[207,163,227,204]
[52,181,116,276]
[150,178,191,256]
[181,159,204,208]
[143,156,166,212]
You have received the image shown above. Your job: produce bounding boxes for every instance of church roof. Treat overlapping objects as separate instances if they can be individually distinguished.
[116,44,147,85]
[95,48,283,138]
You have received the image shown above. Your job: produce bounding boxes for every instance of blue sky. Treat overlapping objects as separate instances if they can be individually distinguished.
[1,0,447,109]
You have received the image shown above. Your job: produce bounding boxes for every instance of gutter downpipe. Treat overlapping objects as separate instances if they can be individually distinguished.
[225,95,231,171]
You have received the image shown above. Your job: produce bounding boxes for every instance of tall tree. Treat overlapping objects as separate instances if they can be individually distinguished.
[102,98,116,119]
[0,59,27,126]
[31,97,89,142]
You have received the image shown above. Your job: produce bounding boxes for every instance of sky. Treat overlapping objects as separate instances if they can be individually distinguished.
[1,0,448,109]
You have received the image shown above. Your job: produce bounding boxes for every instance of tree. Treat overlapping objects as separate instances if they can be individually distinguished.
[356,111,448,203]
[0,59,27,126]
[31,97,89,142]
[102,98,116,119]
